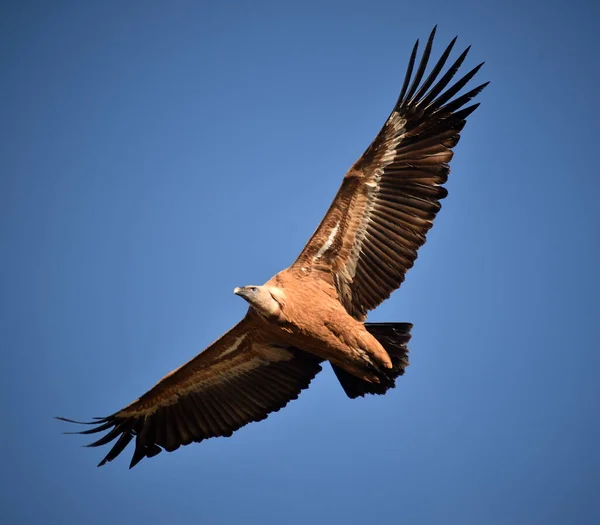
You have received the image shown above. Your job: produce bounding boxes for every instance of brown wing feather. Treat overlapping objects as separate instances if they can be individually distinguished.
[58,317,322,468]
[293,27,488,319]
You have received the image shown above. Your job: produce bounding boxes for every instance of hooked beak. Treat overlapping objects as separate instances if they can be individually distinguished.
[233,286,244,296]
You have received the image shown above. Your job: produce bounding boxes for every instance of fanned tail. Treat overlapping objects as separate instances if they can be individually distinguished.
[332,322,412,399]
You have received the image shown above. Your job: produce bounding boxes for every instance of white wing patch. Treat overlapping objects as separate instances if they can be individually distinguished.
[313,221,340,262]
[254,343,293,362]
[219,334,247,358]
[338,112,407,304]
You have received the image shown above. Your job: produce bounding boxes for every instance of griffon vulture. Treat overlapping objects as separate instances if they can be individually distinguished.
[59,27,487,468]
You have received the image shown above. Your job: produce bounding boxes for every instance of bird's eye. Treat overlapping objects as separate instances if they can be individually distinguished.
[250,287,257,292]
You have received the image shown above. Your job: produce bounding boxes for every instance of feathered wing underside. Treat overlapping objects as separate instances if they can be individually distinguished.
[293,27,488,319]
[59,318,322,468]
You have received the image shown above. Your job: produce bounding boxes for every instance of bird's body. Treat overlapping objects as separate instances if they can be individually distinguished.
[255,270,393,380]
[59,27,488,468]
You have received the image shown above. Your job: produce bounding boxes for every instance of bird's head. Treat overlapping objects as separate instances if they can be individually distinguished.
[233,285,283,319]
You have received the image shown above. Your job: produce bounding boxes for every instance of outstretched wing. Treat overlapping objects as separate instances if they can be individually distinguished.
[59,316,322,468]
[293,27,488,319]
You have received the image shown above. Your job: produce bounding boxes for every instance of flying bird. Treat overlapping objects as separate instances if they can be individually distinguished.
[59,27,487,468]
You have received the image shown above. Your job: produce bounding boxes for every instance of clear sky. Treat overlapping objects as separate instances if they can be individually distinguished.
[1,1,599,523]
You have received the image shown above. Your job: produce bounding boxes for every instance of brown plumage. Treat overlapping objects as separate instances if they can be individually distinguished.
[59,27,487,468]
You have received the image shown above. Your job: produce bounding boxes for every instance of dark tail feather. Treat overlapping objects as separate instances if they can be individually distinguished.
[332,322,413,399]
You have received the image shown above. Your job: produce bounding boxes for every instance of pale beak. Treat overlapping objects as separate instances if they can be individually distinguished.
[233,287,242,296]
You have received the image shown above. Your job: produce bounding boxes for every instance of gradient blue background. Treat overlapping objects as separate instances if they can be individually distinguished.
[2,1,599,523]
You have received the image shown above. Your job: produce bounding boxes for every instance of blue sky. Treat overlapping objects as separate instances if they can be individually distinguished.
[2,1,599,523]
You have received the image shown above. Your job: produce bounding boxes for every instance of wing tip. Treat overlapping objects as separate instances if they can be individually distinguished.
[55,416,108,425]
